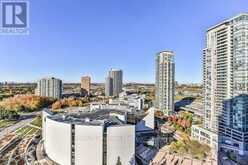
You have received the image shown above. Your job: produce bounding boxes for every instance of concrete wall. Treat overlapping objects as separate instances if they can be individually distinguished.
[45,118,72,165]
[107,125,135,165]
[145,108,155,129]
[75,125,103,165]
[42,111,48,141]
[42,109,53,141]
[136,107,155,132]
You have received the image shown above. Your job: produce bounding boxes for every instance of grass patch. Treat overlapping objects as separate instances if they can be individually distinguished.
[26,127,38,136]
[174,95,185,101]
[16,126,33,137]
[0,120,16,128]
[169,139,210,160]
[16,126,39,137]
[31,116,42,127]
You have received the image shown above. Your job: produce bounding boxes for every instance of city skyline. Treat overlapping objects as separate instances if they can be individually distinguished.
[1,1,248,164]
[0,0,248,83]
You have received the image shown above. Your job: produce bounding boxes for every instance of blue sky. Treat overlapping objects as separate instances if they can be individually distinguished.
[0,0,248,83]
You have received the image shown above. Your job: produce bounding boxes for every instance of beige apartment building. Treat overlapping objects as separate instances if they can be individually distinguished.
[81,76,91,95]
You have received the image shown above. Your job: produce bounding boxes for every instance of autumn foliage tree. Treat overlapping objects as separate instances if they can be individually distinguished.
[0,95,54,119]
[168,112,193,134]
[0,95,54,112]
[52,98,88,111]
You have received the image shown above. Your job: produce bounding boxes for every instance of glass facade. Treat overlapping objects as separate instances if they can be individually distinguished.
[233,15,248,95]
[231,95,248,132]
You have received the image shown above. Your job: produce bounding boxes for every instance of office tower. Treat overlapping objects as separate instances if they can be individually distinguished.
[109,69,123,96]
[105,76,113,97]
[105,69,123,97]
[35,77,62,99]
[202,13,248,155]
[81,76,91,96]
[155,51,175,115]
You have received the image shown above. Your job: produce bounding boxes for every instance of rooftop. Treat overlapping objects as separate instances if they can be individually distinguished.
[157,50,174,55]
[207,13,248,32]
[45,108,128,126]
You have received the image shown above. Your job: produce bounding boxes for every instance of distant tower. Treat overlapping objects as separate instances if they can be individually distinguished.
[105,76,113,97]
[155,51,175,115]
[105,69,123,97]
[109,69,123,96]
[35,77,62,99]
[81,76,91,96]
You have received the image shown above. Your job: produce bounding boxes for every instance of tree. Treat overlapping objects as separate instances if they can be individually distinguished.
[185,120,191,128]
[181,119,187,128]
[116,156,122,165]
[52,100,63,110]
[0,95,54,112]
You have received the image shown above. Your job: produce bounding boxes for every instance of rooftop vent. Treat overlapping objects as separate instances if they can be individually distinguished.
[62,115,66,120]
[85,118,90,122]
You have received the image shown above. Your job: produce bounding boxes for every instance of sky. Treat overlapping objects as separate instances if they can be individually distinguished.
[0,0,248,83]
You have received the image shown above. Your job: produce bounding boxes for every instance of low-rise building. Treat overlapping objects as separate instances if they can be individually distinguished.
[90,93,145,112]
[191,125,218,154]
[113,93,145,110]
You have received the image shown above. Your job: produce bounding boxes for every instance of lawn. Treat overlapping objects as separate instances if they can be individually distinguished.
[26,127,38,136]
[0,120,16,129]
[16,126,39,138]
[174,95,185,101]
[16,126,33,137]
[169,139,211,160]
[30,116,42,128]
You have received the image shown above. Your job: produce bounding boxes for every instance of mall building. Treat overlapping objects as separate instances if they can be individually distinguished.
[42,109,135,165]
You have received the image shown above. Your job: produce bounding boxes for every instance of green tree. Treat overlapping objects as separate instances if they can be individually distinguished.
[116,156,122,165]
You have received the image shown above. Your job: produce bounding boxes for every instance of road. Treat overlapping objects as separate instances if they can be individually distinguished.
[0,112,40,140]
